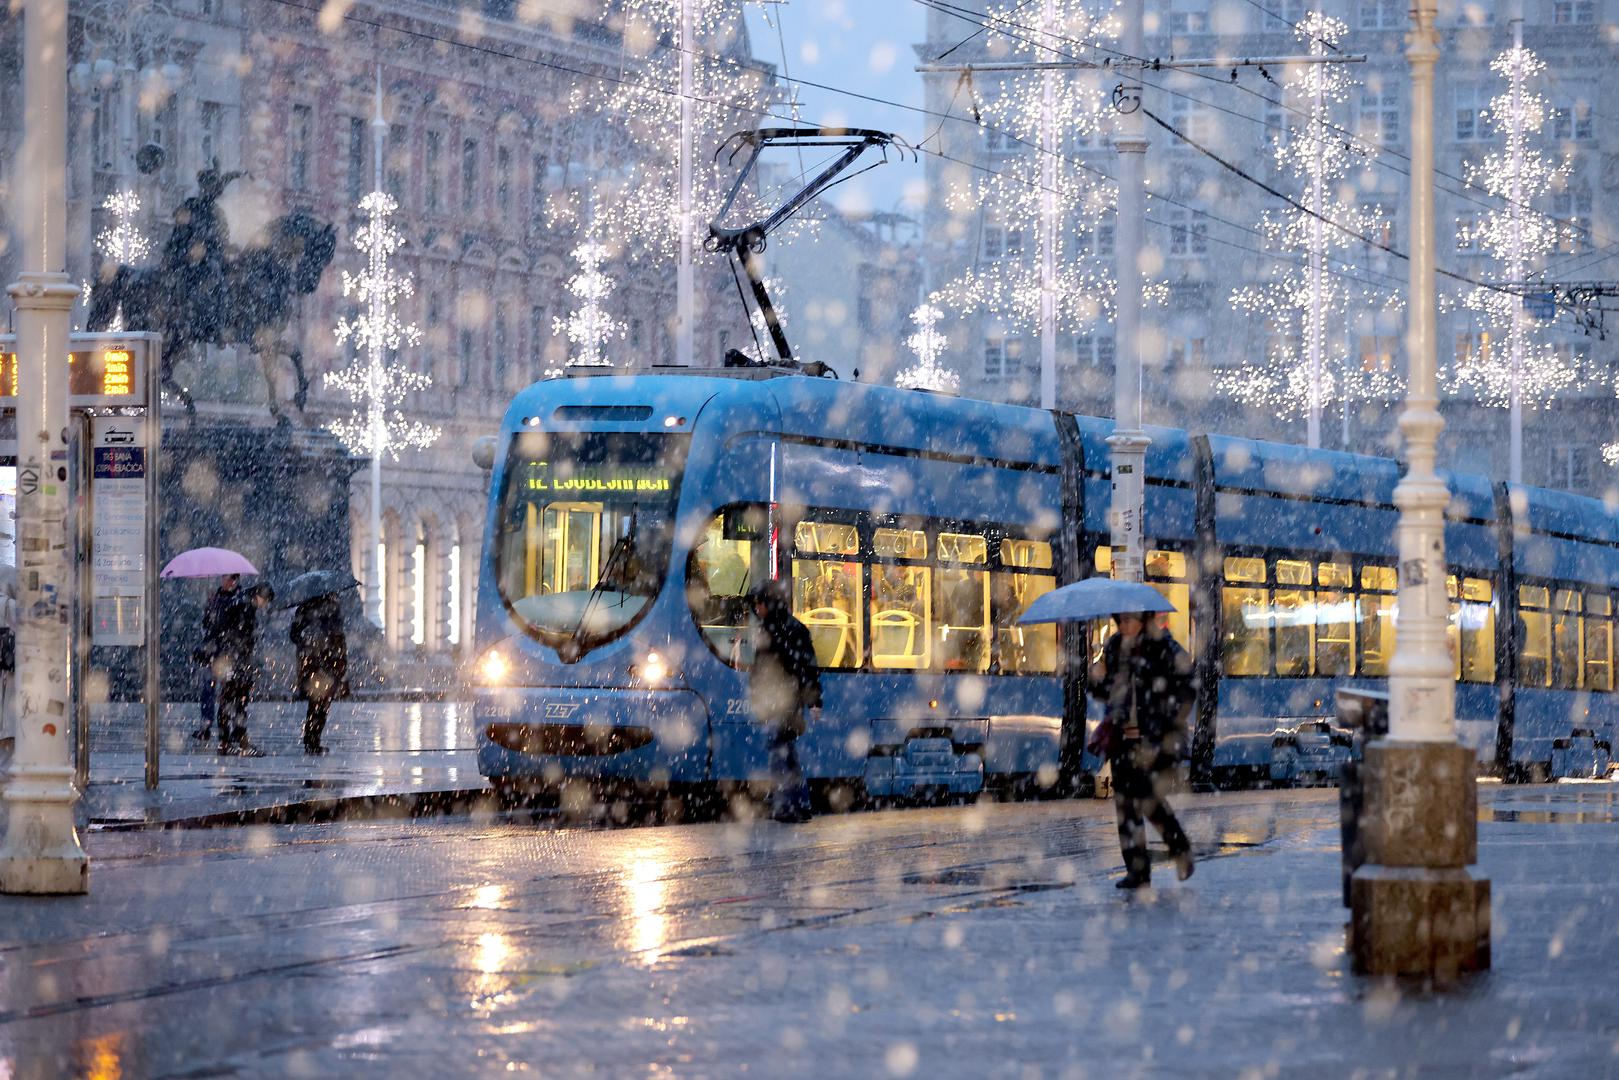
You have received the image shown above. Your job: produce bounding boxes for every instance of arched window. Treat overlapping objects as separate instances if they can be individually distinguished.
[411,522,428,647]
[446,524,463,649]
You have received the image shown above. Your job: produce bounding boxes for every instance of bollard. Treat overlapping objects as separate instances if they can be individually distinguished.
[1337,688,1388,908]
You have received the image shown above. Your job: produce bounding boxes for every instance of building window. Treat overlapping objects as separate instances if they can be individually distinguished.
[1552,0,1596,23]
[425,131,442,212]
[984,126,1016,157]
[289,104,313,192]
[1551,189,1591,253]
[1454,331,1491,370]
[375,539,388,630]
[1359,90,1400,146]
[1550,101,1594,141]
[347,116,365,203]
[1167,11,1207,33]
[983,335,1024,380]
[199,101,224,171]
[1359,0,1401,29]
[530,152,549,226]
[1454,84,1488,141]
[411,528,428,647]
[1359,335,1397,373]
[387,124,407,203]
[1550,445,1592,490]
[458,328,474,386]
[493,306,508,389]
[529,304,546,371]
[982,223,1024,260]
[461,137,479,212]
[497,145,512,211]
[1455,213,1478,253]
[1168,95,1211,143]
[1168,338,1206,367]
[1166,206,1208,257]
[447,540,462,647]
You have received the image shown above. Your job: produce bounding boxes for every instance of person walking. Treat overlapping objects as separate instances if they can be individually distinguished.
[0,564,17,779]
[748,581,822,823]
[214,582,274,756]
[290,593,347,756]
[1091,610,1196,890]
[191,573,239,742]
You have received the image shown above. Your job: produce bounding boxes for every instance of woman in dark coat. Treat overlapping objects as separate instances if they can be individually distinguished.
[1090,611,1197,889]
[290,594,347,755]
[748,581,822,823]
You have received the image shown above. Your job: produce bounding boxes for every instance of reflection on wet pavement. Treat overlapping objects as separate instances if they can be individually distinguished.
[0,783,1613,1076]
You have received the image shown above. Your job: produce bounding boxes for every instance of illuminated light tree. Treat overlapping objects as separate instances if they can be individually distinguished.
[325,85,440,627]
[82,190,152,330]
[552,234,625,370]
[1447,37,1579,484]
[895,302,961,393]
[935,0,1122,408]
[1221,13,1397,446]
[568,0,778,366]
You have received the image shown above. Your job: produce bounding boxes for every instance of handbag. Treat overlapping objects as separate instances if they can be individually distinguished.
[1085,716,1116,760]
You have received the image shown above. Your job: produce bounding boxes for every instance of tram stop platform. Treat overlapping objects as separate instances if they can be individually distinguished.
[74,700,485,829]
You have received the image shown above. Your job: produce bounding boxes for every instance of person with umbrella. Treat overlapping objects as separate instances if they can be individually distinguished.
[191,573,239,742]
[747,580,822,823]
[1090,609,1196,890]
[285,572,354,756]
[214,582,274,756]
[1018,577,1197,889]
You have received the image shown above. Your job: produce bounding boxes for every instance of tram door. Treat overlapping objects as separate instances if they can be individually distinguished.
[525,502,604,595]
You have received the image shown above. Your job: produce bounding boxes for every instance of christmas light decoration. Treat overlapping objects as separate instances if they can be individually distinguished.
[87,189,152,331]
[324,190,439,462]
[1446,37,1579,484]
[934,0,1122,407]
[553,235,625,369]
[895,302,961,393]
[1220,13,1398,445]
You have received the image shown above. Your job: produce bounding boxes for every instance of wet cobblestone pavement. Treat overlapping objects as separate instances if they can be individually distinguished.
[1,783,1616,1077]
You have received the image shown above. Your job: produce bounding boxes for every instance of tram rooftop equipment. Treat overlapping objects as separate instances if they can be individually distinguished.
[705,127,914,377]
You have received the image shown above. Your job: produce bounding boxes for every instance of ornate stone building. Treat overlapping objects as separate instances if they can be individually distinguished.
[0,0,768,674]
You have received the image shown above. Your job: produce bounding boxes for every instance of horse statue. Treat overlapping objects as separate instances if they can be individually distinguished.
[87,167,337,422]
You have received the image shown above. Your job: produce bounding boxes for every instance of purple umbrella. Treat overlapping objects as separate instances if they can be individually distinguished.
[160,547,258,580]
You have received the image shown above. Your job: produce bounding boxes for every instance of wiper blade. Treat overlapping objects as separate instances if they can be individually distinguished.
[559,507,638,663]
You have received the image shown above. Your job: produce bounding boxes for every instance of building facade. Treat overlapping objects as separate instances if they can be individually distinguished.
[0,0,768,672]
[918,0,1619,495]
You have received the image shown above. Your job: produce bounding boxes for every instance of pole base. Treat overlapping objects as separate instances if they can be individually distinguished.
[1350,865,1489,979]
[0,765,89,895]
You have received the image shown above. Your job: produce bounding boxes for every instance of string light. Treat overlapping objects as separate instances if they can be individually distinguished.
[87,189,151,331]
[1448,45,1582,411]
[552,236,624,369]
[324,190,440,461]
[895,302,961,393]
[933,0,1122,343]
[1220,13,1400,436]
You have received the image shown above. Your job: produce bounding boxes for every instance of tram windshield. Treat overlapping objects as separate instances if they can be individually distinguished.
[495,430,689,655]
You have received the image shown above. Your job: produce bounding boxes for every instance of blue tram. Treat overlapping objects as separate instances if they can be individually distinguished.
[473,368,1617,804]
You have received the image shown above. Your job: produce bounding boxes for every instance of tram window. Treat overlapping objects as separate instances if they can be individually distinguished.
[1358,565,1397,677]
[1273,560,1315,677]
[1221,557,1269,677]
[1517,584,1552,688]
[938,532,989,564]
[1445,577,1461,681]
[1457,577,1495,683]
[688,508,764,660]
[873,526,928,560]
[1552,588,1583,690]
[1585,592,1613,692]
[934,533,990,672]
[795,520,859,556]
[1097,546,1193,650]
[1316,561,1355,676]
[992,540,1057,674]
[792,560,863,670]
[871,562,933,670]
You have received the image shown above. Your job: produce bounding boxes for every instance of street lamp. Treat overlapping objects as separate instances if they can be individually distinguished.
[1348,0,1488,979]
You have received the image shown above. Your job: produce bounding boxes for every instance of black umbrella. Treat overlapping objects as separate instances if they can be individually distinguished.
[277,570,360,610]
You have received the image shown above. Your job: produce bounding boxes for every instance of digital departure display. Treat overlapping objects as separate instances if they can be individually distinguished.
[523,462,676,497]
[0,347,143,406]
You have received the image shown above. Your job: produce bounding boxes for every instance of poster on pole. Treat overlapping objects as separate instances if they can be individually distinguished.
[91,416,147,646]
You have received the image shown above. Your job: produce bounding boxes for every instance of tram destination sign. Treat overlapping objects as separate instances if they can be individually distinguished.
[0,334,150,408]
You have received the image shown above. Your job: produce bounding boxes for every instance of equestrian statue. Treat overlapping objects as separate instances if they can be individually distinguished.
[86,167,337,422]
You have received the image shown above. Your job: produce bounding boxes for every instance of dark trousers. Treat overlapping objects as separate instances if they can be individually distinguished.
[197,666,216,729]
[1112,740,1190,881]
[303,694,334,750]
[217,667,255,748]
[767,724,811,819]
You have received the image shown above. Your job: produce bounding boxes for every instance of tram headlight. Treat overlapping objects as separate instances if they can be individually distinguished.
[633,650,669,685]
[477,650,510,686]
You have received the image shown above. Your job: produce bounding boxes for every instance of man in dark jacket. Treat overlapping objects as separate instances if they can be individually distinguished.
[1091,611,1196,889]
[214,583,274,756]
[749,582,823,823]
[191,573,239,741]
[291,594,347,755]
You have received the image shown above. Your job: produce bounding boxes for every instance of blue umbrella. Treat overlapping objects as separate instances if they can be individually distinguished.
[277,570,360,610]
[1016,577,1174,625]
